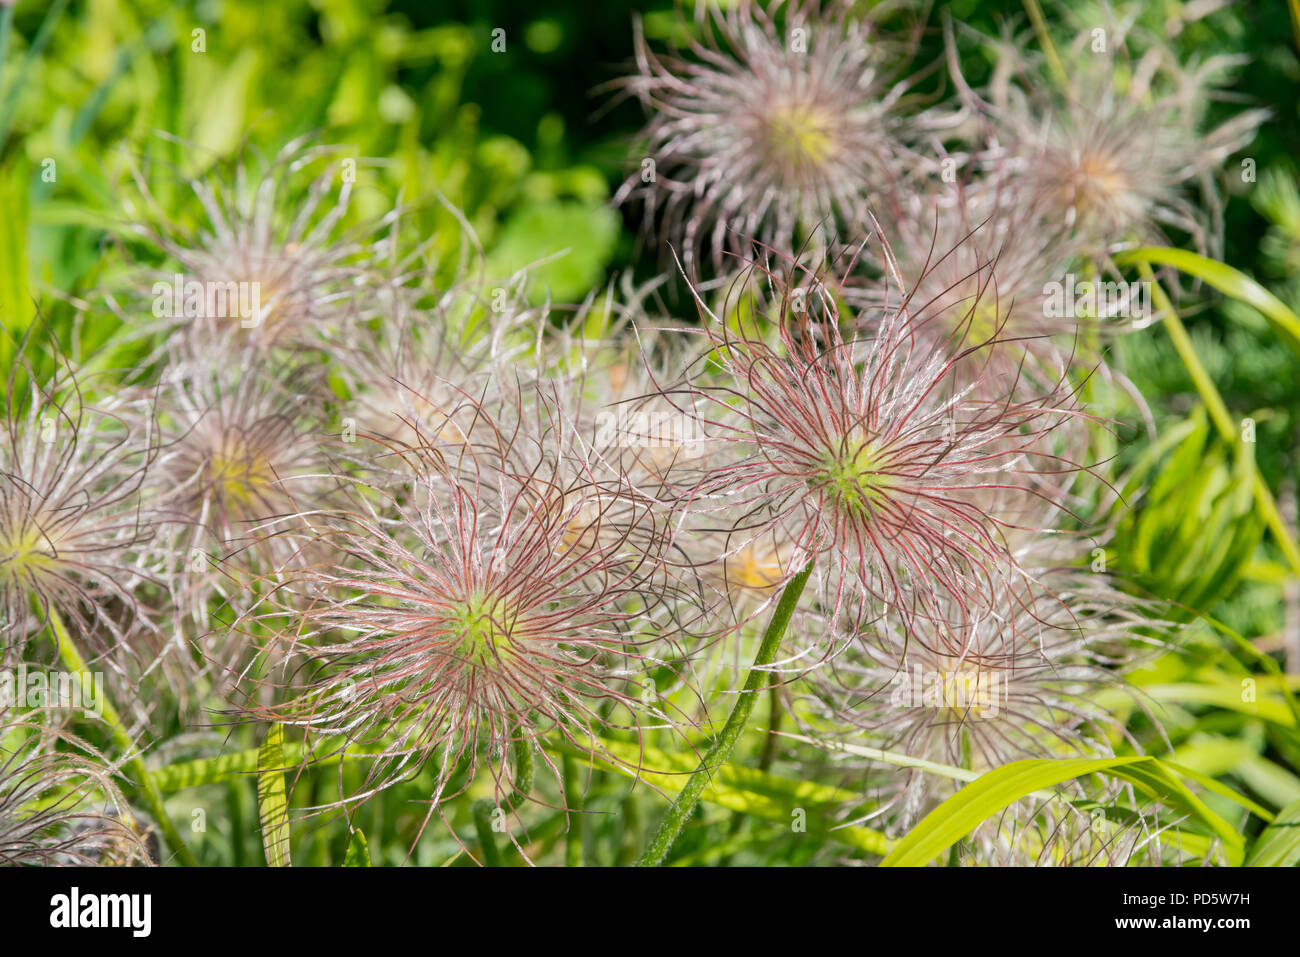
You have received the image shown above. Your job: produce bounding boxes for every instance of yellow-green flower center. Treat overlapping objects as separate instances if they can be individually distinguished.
[938,665,998,719]
[0,520,57,581]
[449,593,516,671]
[729,542,787,591]
[763,103,836,175]
[813,432,891,517]
[953,297,1003,344]
[207,445,276,509]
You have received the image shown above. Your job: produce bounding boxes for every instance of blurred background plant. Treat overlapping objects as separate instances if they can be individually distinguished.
[2,0,1300,866]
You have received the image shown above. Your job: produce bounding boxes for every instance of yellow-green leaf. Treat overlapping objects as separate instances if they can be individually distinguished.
[882,756,1256,867]
[344,829,370,867]
[1246,799,1300,866]
[1114,247,1300,356]
[257,725,292,868]
[551,737,891,857]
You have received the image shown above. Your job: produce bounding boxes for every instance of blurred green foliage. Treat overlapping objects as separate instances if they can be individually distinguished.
[3,0,1300,866]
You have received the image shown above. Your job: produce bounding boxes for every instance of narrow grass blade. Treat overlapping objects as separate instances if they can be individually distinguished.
[257,725,292,867]
[1246,799,1300,866]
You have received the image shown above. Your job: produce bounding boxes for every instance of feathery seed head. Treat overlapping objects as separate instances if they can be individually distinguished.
[616,0,925,275]
[1,348,157,663]
[1,707,150,866]
[801,565,1159,850]
[140,352,338,673]
[959,19,1266,256]
[120,138,396,357]
[666,253,1088,628]
[245,401,686,822]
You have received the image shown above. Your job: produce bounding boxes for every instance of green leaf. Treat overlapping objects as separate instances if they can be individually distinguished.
[1238,756,1300,810]
[551,737,892,857]
[0,160,33,361]
[1171,735,1260,778]
[780,732,979,785]
[1114,247,1300,357]
[1133,682,1297,728]
[257,725,292,868]
[0,0,69,147]
[1109,409,1263,617]
[484,199,619,304]
[184,49,260,169]
[881,756,1256,867]
[343,829,371,867]
[152,739,386,791]
[1246,799,1300,866]
[155,752,263,792]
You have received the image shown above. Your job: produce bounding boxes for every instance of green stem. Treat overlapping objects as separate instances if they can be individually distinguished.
[721,675,785,862]
[1140,263,1300,581]
[1022,0,1069,89]
[759,679,784,773]
[562,755,582,867]
[472,732,535,866]
[45,606,199,866]
[636,560,813,867]
[471,802,504,868]
[618,790,641,866]
[227,780,246,868]
[1076,265,1119,500]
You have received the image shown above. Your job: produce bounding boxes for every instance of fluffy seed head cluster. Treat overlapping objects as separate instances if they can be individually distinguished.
[784,518,1180,865]
[848,185,1091,385]
[128,351,339,691]
[119,138,389,357]
[156,360,331,551]
[814,569,1138,818]
[328,283,538,457]
[1,0,1266,865]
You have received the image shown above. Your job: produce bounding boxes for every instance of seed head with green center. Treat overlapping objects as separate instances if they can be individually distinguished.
[244,393,690,846]
[660,250,1091,633]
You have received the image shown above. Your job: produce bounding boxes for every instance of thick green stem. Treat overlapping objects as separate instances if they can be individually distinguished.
[46,606,199,866]
[636,560,814,867]
[1140,263,1300,581]
[472,732,535,866]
